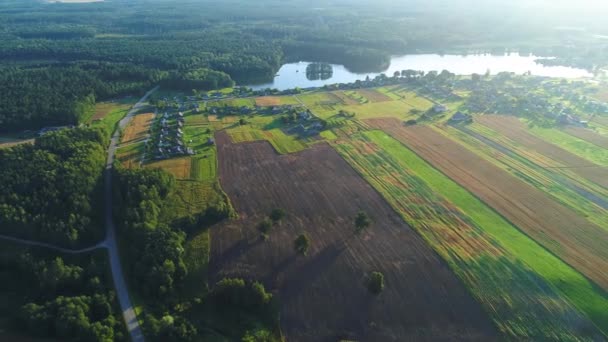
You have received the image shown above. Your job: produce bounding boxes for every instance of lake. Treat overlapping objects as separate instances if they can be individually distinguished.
[245,54,592,91]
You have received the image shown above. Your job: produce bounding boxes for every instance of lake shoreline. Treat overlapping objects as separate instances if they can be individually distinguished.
[245,53,592,91]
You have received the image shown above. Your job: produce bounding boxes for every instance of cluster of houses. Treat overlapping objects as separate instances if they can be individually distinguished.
[287,119,324,137]
[154,111,194,159]
[207,105,253,116]
[557,114,589,127]
[421,84,461,101]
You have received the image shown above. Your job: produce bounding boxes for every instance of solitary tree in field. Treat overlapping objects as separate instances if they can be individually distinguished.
[269,208,286,223]
[258,218,273,240]
[368,271,385,295]
[294,234,310,256]
[355,211,371,234]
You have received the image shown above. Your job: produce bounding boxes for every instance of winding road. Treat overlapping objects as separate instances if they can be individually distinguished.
[0,87,158,342]
[104,86,158,342]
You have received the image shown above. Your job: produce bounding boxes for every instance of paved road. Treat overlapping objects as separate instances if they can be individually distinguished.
[0,87,158,342]
[105,86,158,342]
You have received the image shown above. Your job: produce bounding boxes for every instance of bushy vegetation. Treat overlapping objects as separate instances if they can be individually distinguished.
[294,234,311,256]
[112,165,242,340]
[0,127,107,247]
[367,271,385,295]
[354,211,371,234]
[0,242,125,341]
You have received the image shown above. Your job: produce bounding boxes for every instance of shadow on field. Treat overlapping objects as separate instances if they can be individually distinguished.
[208,237,262,275]
[280,244,345,300]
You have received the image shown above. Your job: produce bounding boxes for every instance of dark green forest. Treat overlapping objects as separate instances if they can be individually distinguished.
[0,127,107,247]
[0,242,126,341]
[1,0,606,131]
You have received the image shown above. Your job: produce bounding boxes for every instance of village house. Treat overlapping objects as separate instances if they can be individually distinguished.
[432,104,448,113]
[449,112,472,123]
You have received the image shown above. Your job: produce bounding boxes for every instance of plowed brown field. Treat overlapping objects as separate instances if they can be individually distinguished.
[211,132,497,342]
[121,113,153,144]
[565,127,608,149]
[366,118,608,291]
[477,115,608,189]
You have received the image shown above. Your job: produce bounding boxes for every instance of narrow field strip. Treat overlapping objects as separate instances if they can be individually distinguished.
[333,131,608,339]
[367,120,608,293]
[529,126,608,167]
[438,124,608,229]
[564,126,608,149]
[477,115,608,189]
[466,123,608,201]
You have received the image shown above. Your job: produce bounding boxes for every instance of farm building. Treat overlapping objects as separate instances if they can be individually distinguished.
[299,111,312,120]
[433,104,448,113]
[449,112,472,123]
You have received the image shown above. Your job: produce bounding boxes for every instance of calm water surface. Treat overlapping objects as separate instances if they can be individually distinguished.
[245,54,592,90]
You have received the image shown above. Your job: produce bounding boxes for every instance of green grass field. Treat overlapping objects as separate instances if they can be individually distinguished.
[376,86,403,100]
[295,92,341,107]
[333,130,608,339]
[209,98,256,108]
[529,126,608,167]
[305,87,435,122]
[89,100,137,137]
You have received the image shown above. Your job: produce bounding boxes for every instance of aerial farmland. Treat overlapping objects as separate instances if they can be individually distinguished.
[111,72,608,341]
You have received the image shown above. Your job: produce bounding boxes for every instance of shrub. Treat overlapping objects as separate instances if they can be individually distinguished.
[294,233,310,256]
[368,271,385,295]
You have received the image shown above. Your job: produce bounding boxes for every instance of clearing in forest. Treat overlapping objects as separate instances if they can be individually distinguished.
[211,131,497,342]
[366,118,608,293]
[92,102,126,121]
